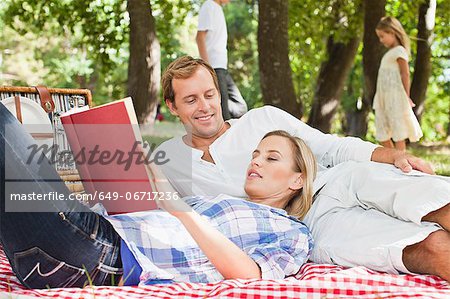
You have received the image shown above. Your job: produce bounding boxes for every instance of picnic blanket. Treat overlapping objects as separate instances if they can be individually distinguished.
[0,247,449,299]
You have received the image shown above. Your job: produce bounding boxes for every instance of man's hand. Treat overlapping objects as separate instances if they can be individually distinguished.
[371,147,435,174]
[393,152,435,174]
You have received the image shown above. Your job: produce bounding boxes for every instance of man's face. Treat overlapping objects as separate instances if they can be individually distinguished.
[166,66,225,138]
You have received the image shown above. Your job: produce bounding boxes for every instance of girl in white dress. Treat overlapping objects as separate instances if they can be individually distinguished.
[373,16,423,151]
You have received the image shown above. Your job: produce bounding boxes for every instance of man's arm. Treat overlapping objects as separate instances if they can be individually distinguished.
[371,146,434,174]
[260,106,434,174]
[196,31,209,63]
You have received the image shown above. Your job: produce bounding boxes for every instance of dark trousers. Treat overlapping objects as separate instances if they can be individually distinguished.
[214,68,248,120]
[0,103,122,289]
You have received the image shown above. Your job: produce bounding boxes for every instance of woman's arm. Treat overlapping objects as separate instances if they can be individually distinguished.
[145,157,261,279]
[175,211,262,280]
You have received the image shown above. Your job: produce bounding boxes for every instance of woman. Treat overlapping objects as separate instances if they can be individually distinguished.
[0,102,316,288]
[113,130,317,285]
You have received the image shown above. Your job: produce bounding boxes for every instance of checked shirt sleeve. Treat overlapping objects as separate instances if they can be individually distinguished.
[247,222,313,280]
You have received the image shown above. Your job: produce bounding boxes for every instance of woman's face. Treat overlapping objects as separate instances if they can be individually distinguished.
[244,135,303,209]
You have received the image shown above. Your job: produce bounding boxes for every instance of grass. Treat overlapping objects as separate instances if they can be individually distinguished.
[409,143,450,176]
[143,135,170,148]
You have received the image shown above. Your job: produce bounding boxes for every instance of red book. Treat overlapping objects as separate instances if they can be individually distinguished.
[60,97,157,213]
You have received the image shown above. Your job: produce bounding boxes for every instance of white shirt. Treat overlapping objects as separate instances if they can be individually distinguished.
[156,106,379,197]
[197,0,228,69]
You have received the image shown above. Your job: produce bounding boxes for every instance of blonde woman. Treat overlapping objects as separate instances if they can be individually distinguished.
[114,130,317,285]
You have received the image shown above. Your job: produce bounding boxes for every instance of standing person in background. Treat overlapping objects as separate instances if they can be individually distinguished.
[373,16,423,151]
[196,0,248,120]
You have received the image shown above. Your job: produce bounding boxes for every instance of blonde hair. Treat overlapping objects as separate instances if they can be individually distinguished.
[262,130,317,220]
[376,16,410,55]
[161,56,219,104]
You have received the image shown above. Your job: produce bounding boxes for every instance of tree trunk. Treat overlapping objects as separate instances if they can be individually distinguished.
[447,105,450,137]
[307,35,360,133]
[411,0,435,122]
[257,0,301,118]
[127,0,160,124]
[345,0,385,137]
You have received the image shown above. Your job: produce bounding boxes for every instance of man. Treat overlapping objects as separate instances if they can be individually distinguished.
[196,0,247,120]
[156,56,450,281]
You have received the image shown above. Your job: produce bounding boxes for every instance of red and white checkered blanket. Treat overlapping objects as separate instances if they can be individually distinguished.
[1,248,449,299]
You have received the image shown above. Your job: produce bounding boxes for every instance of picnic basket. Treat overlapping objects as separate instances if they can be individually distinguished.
[0,86,92,193]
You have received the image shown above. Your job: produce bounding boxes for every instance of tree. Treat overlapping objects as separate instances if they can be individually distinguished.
[2,0,193,123]
[307,36,360,133]
[258,0,300,118]
[307,0,362,133]
[127,0,160,123]
[410,0,436,122]
[345,0,385,137]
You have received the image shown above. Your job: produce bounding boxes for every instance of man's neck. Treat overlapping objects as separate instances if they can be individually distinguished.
[186,122,230,150]
[214,0,223,6]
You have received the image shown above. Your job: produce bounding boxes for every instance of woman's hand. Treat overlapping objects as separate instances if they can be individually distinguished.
[155,192,192,216]
[139,141,192,215]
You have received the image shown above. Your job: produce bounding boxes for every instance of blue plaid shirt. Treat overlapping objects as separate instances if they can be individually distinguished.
[104,195,313,284]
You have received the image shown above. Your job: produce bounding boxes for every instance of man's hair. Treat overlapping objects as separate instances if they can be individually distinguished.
[262,130,317,220]
[161,56,219,104]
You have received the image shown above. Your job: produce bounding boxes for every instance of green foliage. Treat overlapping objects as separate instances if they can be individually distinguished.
[1,0,193,107]
[225,1,261,108]
[1,0,448,142]
[333,0,450,141]
[154,0,195,69]
[288,0,363,115]
[3,0,129,72]
[385,0,450,142]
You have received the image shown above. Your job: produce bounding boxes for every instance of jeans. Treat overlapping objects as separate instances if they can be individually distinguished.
[214,68,248,120]
[0,103,122,289]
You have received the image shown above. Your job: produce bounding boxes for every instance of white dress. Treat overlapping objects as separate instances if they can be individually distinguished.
[373,46,423,142]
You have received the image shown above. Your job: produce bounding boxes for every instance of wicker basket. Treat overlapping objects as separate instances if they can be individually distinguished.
[0,86,92,193]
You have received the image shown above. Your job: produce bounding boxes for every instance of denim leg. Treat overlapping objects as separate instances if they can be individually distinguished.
[0,103,122,288]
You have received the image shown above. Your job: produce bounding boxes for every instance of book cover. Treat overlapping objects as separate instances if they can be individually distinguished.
[60,97,158,213]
